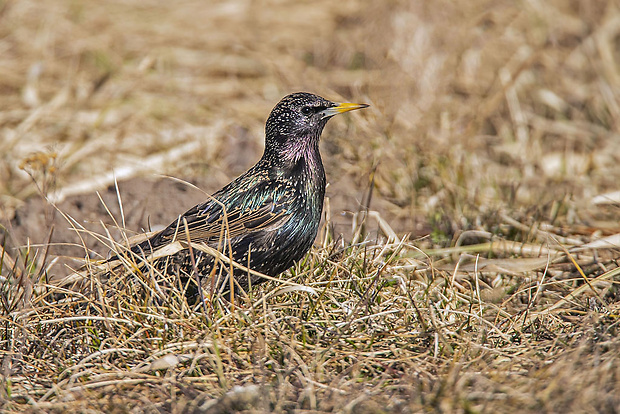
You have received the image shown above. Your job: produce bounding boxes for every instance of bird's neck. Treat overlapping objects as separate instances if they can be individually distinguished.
[262,137,326,188]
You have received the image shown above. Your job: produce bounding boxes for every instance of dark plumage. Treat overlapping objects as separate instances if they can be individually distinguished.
[123,92,368,298]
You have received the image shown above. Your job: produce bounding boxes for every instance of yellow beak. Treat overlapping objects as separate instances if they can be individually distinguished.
[321,102,369,118]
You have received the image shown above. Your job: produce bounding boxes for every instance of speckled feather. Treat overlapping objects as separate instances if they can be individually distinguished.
[127,92,367,297]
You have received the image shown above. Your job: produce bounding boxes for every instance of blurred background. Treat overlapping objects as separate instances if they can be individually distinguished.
[1,0,619,262]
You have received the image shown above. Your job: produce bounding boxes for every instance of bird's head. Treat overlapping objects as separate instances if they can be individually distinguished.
[264,92,368,163]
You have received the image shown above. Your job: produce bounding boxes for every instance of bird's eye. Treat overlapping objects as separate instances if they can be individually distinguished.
[301,106,314,115]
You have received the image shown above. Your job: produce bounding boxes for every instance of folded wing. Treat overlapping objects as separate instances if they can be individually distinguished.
[128,182,295,258]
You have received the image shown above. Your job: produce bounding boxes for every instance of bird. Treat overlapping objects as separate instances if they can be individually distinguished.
[113,92,368,300]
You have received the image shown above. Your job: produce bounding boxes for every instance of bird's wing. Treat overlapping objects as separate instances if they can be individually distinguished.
[172,196,291,243]
[131,184,295,255]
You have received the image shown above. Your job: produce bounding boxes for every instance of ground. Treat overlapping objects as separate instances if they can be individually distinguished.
[1,0,620,412]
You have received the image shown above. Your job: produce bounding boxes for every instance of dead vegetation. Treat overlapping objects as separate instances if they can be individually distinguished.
[2,0,620,412]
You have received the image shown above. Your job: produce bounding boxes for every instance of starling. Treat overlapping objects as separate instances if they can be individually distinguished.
[121,92,368,298]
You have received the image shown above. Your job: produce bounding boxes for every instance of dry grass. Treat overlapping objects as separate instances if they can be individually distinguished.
[2,0,620,412]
